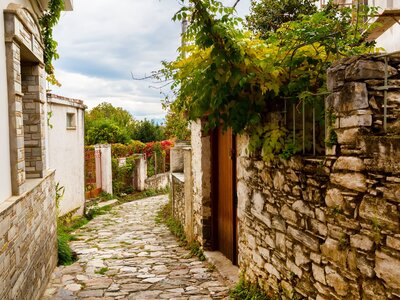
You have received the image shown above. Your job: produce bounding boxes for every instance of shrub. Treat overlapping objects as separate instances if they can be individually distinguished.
[111,141,146,158]
[130,140,146,153]
[57,228,75,266]
[112,156,135,195]
[230,278,270,300]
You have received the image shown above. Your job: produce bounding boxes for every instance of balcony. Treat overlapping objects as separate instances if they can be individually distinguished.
[318,0,400,42]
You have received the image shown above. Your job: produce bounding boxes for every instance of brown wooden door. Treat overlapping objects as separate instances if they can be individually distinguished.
[213,127,237,264]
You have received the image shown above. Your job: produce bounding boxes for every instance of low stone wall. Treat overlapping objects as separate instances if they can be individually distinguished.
[0,171,57,300]
[237,54,400,299]
[145,172,170,191]
[172,173,185,223]
[191,120,213,247]
[170,144,195,243]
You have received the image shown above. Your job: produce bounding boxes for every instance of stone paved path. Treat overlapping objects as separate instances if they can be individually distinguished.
[43,195,231,300]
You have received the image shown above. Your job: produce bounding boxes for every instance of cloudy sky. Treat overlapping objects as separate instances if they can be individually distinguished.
[51,0,251,121]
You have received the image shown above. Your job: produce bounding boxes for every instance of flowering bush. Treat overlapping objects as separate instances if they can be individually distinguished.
[111,141,146,158]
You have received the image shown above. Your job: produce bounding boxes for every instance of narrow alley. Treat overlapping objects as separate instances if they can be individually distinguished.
[43,195,230,300]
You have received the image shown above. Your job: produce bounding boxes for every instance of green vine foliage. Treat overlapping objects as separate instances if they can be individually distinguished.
[39,0,64,85]
[162,0,377,160]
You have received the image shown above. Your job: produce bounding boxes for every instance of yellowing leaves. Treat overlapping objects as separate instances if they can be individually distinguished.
[161,0,376,161]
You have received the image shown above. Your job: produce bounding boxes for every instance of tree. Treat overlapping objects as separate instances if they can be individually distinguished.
[246,0,317,38]
[85,119,130,145]
[132,119,166,143]
[161,0,375,160]
[85,102,136,145]
[164,110,190,141]
[86,102,136,129]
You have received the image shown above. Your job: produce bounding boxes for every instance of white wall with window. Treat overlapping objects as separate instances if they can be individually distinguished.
[47,93,86,216]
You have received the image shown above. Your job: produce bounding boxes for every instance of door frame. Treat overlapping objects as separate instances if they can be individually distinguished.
[211,127,238,265]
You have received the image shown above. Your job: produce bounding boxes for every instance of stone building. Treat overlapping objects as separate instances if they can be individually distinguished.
[172,53,400,298]
[47,93,86,217]
[0,0,73,299]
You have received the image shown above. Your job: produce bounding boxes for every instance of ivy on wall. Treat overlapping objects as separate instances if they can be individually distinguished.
[162,0,377,160]
[39,0,64,85]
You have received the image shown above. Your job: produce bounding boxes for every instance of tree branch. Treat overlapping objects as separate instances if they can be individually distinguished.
[131,72,154,81]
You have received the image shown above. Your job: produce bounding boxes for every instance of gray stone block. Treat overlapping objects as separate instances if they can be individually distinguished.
[345,60,398,81]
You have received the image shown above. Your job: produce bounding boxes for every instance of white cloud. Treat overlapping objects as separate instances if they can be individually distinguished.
[51,70,166,118]
[52,0,251,119]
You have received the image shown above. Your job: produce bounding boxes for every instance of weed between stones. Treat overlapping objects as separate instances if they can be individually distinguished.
[95,267,109,275]
[57,204,115,266]
[156,198,205,261]
[230,278,270,300]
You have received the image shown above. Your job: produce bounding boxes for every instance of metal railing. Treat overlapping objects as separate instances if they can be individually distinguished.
[373,50,400,132]
[281,99,326,156]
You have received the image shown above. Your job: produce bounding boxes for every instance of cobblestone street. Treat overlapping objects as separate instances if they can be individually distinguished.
[43,195,230,300]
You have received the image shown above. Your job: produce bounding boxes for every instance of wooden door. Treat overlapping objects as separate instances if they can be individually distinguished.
[213,127,237,264]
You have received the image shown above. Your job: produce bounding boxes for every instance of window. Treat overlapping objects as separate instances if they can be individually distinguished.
[66,113,76,129]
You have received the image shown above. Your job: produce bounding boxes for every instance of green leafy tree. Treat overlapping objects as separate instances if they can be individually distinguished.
[164,110,190,141]
[86,119,130,145]
[132,119,166,143]
[40,0,64,85]
[85,103,136,145]
[160,0,376,160]
[246,0,317,39]
[86,102,136,129]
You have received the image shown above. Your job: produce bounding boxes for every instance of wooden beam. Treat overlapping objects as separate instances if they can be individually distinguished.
[365,9,400,42]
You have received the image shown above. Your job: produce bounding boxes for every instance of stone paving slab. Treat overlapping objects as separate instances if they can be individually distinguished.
[42,195,230,300]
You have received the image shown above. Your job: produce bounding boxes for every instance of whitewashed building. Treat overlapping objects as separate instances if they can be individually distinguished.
[0,0,73,299]
[320,0,400,51]
[47,93,86,217]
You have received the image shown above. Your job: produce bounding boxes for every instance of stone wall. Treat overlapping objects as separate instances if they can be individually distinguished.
[172,173,185,223]
[4,5,47,195]
[170,142,195,242]
[191,119,213,247]
[0,171,57,300]
[145,173,170,191]
[237,54,400,299]
[22,62,46,179]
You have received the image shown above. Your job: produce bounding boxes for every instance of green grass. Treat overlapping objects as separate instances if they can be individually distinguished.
[57,227,76,266]
[119,187,169,203]
[95,267,109,275]
[56,204,114,266]
[56,187,168,267]
[86,204,113,220]
[156,197,205,261]
[230,278,271,300]
[189,242,206,261]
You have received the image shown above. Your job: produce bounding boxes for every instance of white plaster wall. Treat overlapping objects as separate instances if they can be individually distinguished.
[95,144,113,195]
[376,25,400,52]
[0,1,12,203]
[48,103,85,216]
[190,120,212,243]
[191,120,203,239]
[369,0,400,52]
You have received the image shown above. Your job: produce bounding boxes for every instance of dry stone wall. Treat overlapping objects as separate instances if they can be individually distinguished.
[172,173,185,223]
[0,171,57,300]
[237,54,400,299]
